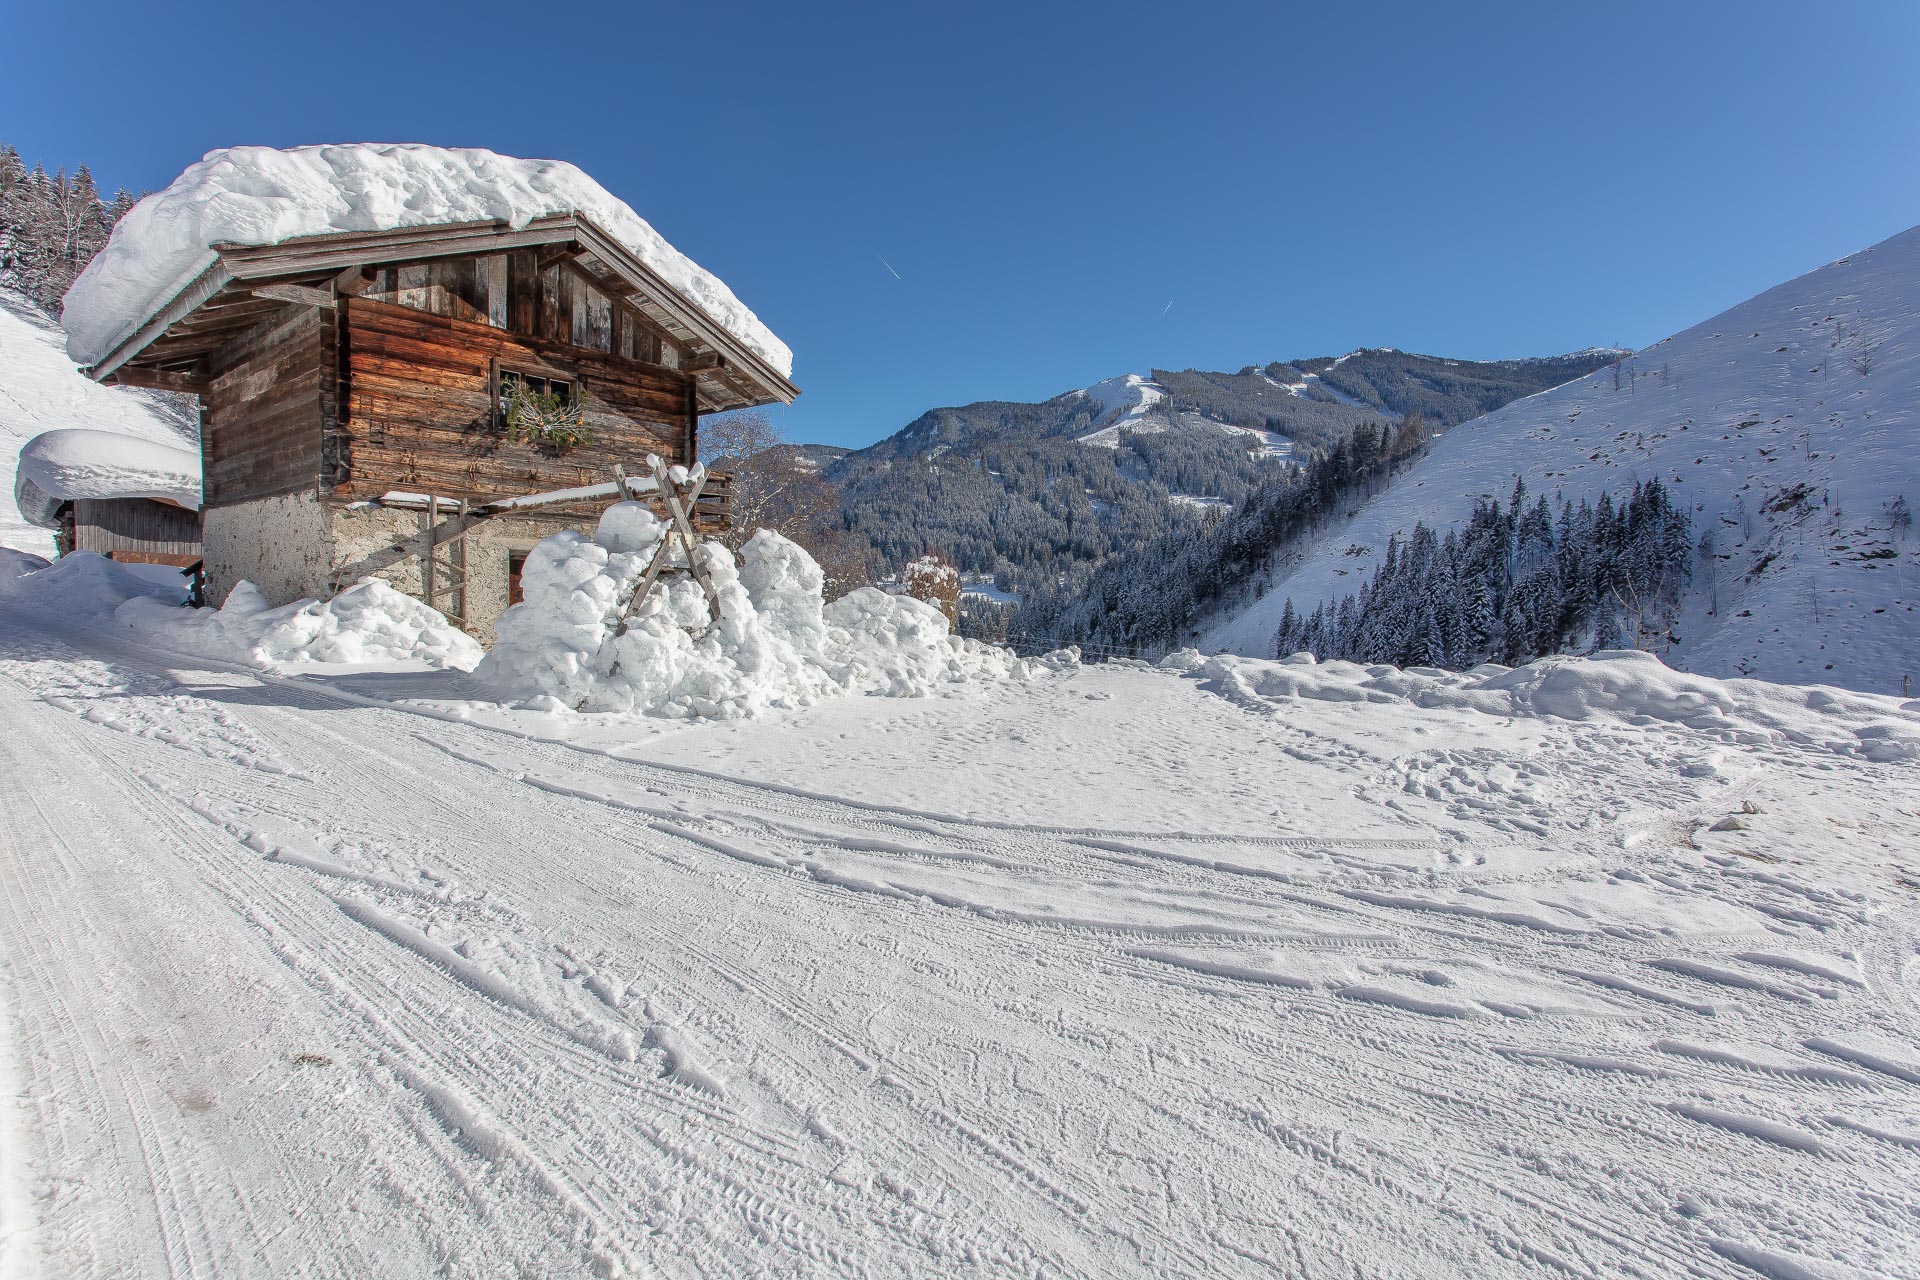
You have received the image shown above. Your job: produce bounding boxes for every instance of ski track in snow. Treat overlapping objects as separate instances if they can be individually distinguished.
[0,602,1918,1276]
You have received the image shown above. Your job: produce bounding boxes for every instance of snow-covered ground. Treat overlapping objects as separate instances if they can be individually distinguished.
[3,575,1918,1276]
[0,292,197,557]
[1203,227,1920,695]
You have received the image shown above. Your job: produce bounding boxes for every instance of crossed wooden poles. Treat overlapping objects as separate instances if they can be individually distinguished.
[610,454,722,635]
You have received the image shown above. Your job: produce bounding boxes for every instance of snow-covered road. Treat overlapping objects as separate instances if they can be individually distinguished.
[2,603,1917,1277]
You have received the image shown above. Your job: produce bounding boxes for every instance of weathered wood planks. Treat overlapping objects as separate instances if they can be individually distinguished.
[336,297,691,502]
[204,306,327,504]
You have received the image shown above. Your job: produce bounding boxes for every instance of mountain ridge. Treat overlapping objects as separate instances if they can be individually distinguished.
[815,347,1625,603]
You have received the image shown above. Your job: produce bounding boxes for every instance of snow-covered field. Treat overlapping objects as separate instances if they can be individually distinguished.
[3,575,1918,1276]
[1204,227,1920,696]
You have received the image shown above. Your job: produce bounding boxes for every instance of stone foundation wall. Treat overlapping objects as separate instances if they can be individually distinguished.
[327,504,588,646]
[205,495,591,646]
[202,491,334,608]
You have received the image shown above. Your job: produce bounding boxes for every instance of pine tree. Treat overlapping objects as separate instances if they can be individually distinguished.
[1266,475,1689,670]
[0,144,125,311]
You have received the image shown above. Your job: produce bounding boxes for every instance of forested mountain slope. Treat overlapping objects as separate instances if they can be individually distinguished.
[825,349,1621,600]
[1202,225,1920,696]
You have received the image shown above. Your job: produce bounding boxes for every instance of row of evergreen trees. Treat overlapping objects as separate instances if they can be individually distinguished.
[0,143,137,312]
[1273,477,1693,668]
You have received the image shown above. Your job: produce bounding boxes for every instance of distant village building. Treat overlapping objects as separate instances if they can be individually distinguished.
[61,145,797,640]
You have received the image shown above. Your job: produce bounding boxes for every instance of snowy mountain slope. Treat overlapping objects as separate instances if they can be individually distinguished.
[1203,226,1920,695]
[1074,374,1292,459]
[1072,373,1170,445]
[0,291,197,556]
[2,592,1917,1277]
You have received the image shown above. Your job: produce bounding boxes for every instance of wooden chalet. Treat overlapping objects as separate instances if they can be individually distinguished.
[83,212,798,640]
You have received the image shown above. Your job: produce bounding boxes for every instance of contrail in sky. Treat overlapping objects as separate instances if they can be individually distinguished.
[1159,300,1173,318]
[879,254,903,281]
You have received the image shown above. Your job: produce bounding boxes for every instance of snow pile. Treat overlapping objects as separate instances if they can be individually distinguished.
[117,578,483,670]
[1188,648,1920,763]
[14,428,201,527]
[62,144,792,378]
[0,548,49,585]
[477,504,1028,717]
[1,551,479,669]
[0,550,190,612]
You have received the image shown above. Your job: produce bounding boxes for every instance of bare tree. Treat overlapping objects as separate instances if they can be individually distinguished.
[698,410,874,598]
[902,552,961,626]
[1886,494,1912,540]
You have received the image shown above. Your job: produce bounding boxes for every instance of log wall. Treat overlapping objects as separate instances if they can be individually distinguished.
[203,307,328,504]
[337,296,694,502]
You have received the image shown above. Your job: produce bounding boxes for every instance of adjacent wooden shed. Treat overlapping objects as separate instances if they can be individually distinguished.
[67,497,203,564]
[83,209,798,640]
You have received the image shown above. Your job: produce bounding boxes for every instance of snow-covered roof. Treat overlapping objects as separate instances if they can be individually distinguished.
[61,144,793,379]
[14,429,201,528]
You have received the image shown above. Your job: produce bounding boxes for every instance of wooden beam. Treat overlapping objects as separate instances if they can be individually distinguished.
[683,352,726,374]
[569,217,798,407]
[685,367,699,466]
[332,265,377,296]
[106,366,209,395]
[251,282,336,309]
[216,217,577,280]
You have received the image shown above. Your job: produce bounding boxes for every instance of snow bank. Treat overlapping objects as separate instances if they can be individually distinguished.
[0,552,479,669]
[0,548,49,585]
[477,507,1029,717]
[0,550,189,612]
[14,429,201,528]
[116,578,483,670]
[62,144,792,378]
[1191,648,1920,764]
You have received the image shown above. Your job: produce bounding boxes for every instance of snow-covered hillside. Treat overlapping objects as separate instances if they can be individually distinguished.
[0,291,197,556]
[1204,227,1920,695]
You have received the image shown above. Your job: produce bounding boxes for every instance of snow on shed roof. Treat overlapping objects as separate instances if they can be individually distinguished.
[61,144,793,378]
[14,429,201,529]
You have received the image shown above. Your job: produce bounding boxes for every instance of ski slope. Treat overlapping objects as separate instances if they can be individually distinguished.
[0,291,197,557]
[3,593,1918,1277]
[1202,226,1920,695]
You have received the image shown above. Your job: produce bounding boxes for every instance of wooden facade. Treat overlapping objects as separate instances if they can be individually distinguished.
[204,306,329,505]
[189,246,718,514]
[70,497,203,561]
[84,211,796,634]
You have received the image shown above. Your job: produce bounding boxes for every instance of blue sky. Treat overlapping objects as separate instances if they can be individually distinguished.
[7,1,1918,448]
